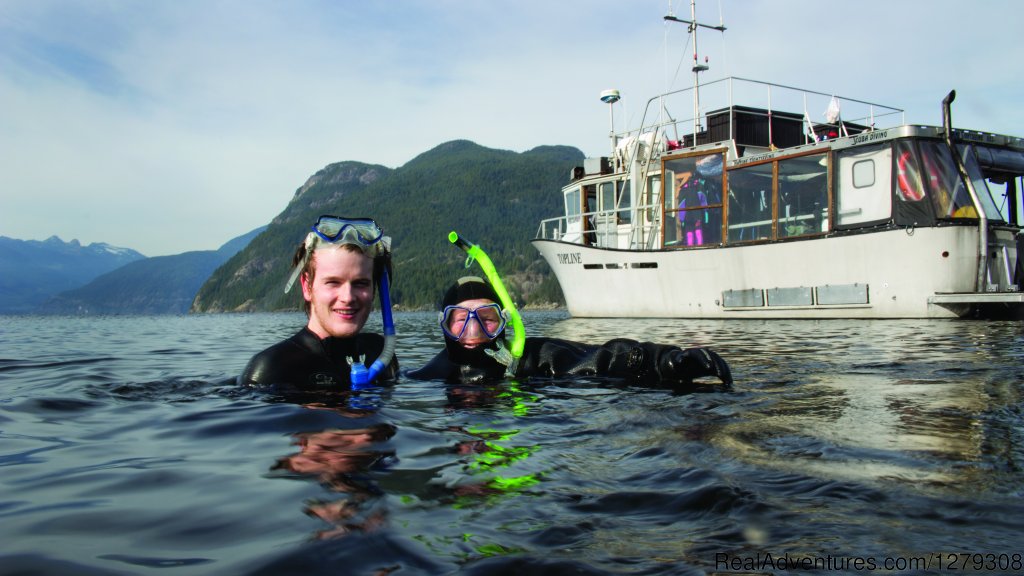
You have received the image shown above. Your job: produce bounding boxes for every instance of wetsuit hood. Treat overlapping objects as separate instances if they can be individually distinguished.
[441,276,500,309]
[440,276,506,371]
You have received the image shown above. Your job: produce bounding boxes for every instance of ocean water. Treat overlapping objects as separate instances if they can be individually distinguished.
[2,311,1023,575]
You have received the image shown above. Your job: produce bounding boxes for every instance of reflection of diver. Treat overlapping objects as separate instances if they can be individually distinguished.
[273,421,396,540]
[439,379,544,506]
[448,421,539,501]
[407,276,731,387]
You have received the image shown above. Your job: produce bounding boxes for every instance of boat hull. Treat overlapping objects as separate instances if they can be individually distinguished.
[533,226,1023,319]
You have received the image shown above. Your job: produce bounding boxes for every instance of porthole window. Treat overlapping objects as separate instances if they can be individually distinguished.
[852,159,875,188]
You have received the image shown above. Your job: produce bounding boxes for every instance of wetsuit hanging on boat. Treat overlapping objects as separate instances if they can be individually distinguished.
[406,277,732,386]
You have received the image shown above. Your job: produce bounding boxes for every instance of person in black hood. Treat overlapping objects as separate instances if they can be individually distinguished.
[407,276,731,387]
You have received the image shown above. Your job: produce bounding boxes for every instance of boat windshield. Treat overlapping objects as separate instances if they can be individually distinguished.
[914,140,973,220]
[897,140,1007,223]
[959,143,1017,223]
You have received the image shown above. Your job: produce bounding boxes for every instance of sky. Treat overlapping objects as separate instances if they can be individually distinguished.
[2,0,1022,256]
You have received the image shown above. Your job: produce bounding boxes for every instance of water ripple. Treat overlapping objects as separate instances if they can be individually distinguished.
[0,312,1021,575]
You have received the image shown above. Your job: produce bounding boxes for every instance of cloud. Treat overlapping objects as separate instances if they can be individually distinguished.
[1,0,1021,256]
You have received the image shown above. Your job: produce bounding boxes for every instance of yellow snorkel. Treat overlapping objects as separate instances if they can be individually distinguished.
[448,231,525,361]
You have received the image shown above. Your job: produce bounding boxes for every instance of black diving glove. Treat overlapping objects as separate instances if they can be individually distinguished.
[662,347,732,385]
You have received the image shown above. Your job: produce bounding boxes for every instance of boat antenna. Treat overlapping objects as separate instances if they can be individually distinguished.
[600,89,621,159]
[664,0,726,142]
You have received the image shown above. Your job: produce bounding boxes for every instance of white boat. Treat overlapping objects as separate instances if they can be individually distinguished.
[532,3,1024,319]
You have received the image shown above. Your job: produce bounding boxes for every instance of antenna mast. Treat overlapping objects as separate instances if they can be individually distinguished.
[600,89,621,158]
[664,0,726,143]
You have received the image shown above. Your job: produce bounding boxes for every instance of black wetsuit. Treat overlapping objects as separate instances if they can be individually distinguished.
[239,327,398,390]
[407,336,730,386]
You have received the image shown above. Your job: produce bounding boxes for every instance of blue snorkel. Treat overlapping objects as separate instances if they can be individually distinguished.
[448,231,525,369]
[350,264,396,389]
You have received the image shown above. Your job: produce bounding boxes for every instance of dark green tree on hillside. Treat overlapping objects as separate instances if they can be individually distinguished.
[192,141,581,312]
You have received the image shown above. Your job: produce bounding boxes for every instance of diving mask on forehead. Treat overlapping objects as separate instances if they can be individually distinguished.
[311,215,385,248]
[284,216,391,294]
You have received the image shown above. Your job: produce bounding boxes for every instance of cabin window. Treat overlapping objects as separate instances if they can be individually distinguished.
[565,188,581,226]
[852,160,875,188]
[639,174,661,246]
[910,141,961,219]
[663,153,724,246]
[893,140,936,227]
[895,140,926,203]
[618,181,632,224]
[777,154,828,238]
[645,175,661,220]
[593,180,632,224]
[835,143,892,228]
[663,172,679,244]
[957,143,1005,221]
[583,184,597,245]
[963,143,1024,223]
[600,181,616,212]
[594,181,619,247]
[726,161,774,242]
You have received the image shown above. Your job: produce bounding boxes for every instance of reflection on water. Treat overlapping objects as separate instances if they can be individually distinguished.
[721,320,1018,492]
[270,405,396,540]
[1,312,1022,574]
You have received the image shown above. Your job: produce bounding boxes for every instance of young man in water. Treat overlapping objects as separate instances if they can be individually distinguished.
[407,276,731,386]
[239,216,398,389]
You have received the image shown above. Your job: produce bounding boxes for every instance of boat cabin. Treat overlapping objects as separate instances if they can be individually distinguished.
[538,79,1024,295]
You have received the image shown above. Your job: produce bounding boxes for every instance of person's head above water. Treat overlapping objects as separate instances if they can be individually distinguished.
[238,215,398,390]
[286,216,392,339]
[439,276,508,349]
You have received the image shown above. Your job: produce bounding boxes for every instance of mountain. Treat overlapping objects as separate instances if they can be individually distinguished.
[40,227,265,315]
[0,236,146,314]
[192,140,583,312]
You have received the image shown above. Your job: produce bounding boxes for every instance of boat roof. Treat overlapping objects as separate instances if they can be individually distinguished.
[571,77,1024,182]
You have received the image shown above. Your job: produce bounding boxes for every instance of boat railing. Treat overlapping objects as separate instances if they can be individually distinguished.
[537,202,831,247]
[536,216,567,241]
[617,77,906,149]
[536,203,663,248]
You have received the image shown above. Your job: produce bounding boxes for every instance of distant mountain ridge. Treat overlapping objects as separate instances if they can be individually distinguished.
[40,227,265,315]
[0,235,146,313]
[192,140,582,312]
[3,139,581,315]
